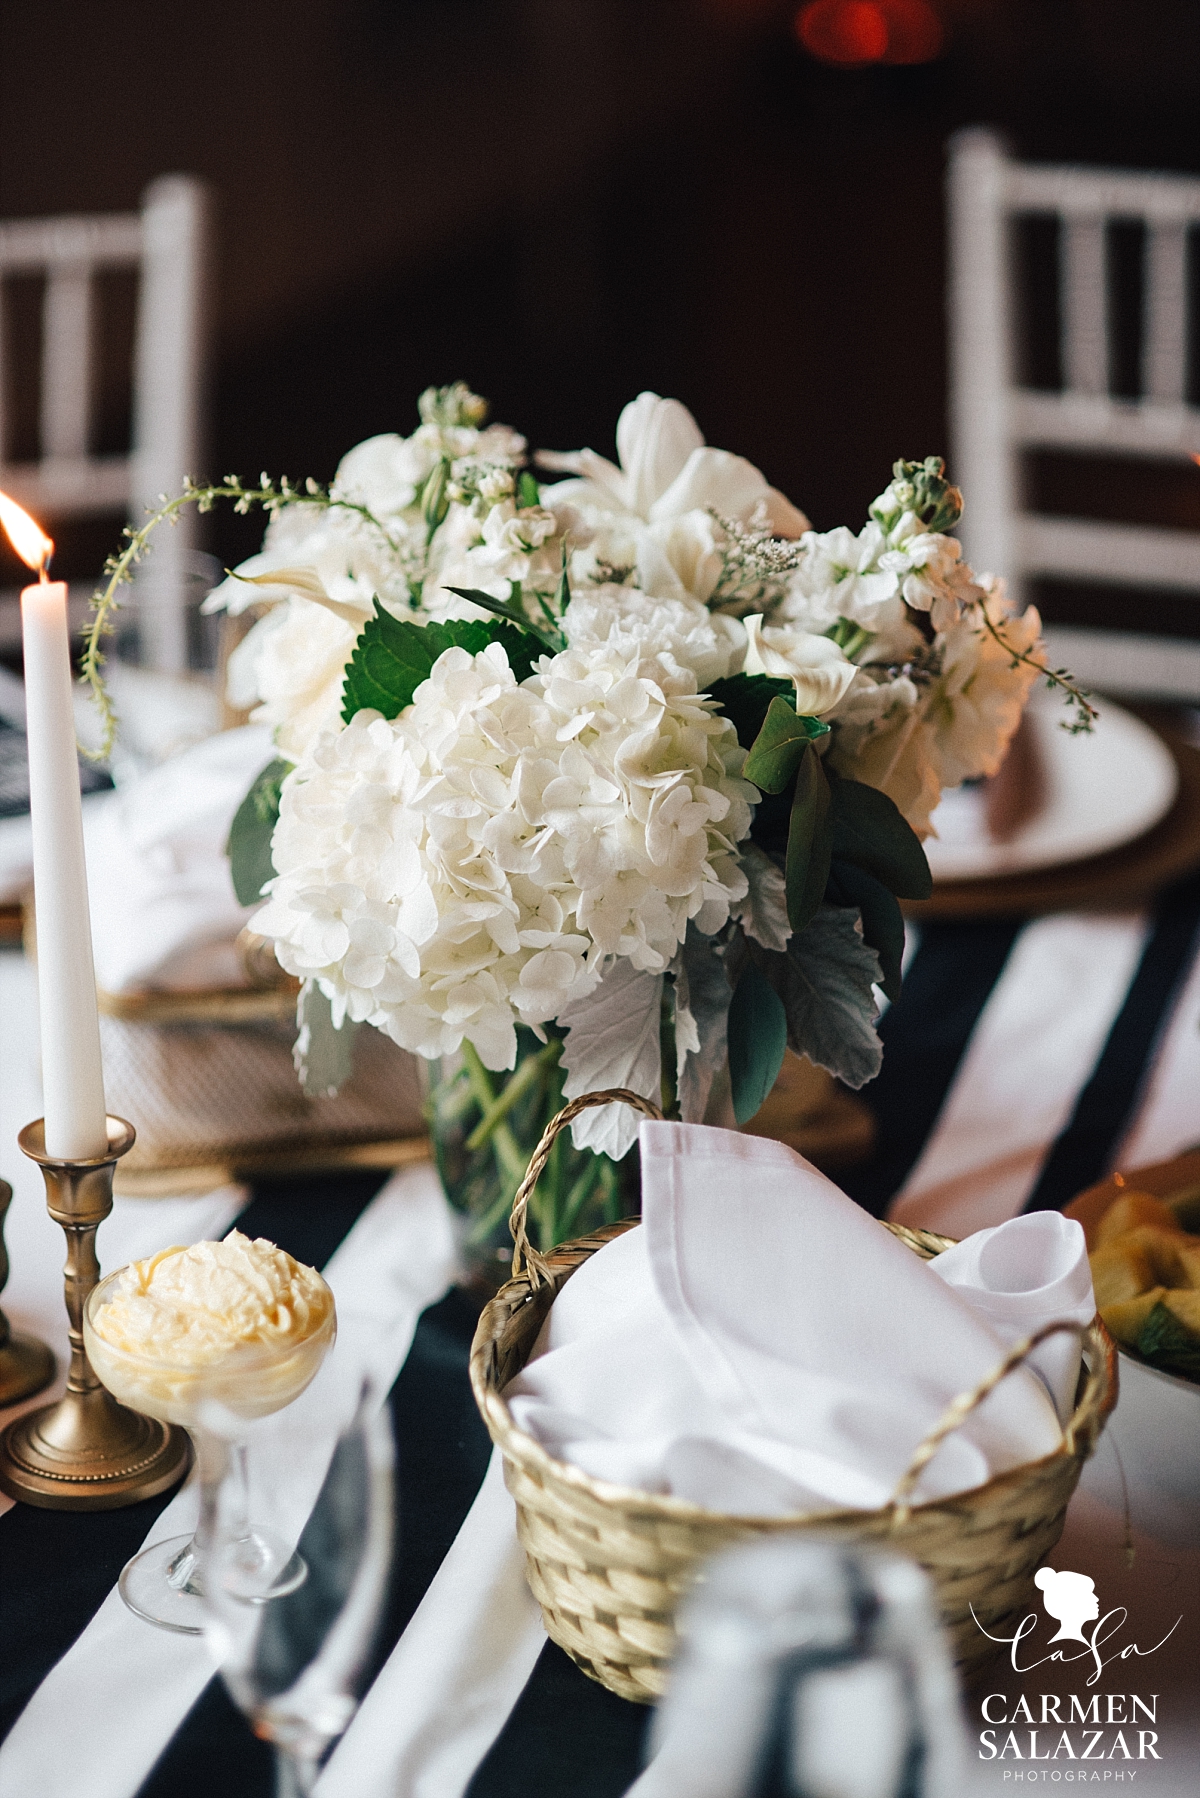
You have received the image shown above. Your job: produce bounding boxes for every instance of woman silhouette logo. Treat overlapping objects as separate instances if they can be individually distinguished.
[1034,1568,1101,1643]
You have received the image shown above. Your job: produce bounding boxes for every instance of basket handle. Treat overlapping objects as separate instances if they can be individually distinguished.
[509,1089,663,1288]
[888,1318,1095,1521]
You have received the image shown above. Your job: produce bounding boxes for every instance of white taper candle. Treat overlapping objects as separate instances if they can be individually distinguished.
[21,578,109,1158]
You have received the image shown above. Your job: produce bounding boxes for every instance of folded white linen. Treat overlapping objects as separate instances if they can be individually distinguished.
[83,723,276,993]
[506,1124,1080,1518]
[929,1211,1093,1422]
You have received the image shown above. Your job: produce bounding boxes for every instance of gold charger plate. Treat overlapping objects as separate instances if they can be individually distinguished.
[906,713,1200,922]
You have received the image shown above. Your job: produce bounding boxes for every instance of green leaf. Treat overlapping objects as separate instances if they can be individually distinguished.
[227,757,290,904]
[293,979,360,1098]
[706,673,795,750]
[828,775,932,900]
[554,539,570,616]
[443,586,563,653]
[516,470,541,509]
[1136,1300,1200,1379]
[785,744,833,935]
[826,858,905,1002]
[727,962,788,1125]
[743,695,829,794]
[748,906,884,1090]
[341,601,542,722]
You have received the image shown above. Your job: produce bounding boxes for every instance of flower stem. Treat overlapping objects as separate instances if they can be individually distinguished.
[464,1039,561,1152]
[460,1041,526,1185]
[79,475,406,762]
[978,606,1099,734]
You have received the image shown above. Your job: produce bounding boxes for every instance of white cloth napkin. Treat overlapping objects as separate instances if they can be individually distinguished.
[507,1124,1085,1518]
[83,724,275,992]
[929,1210,1093,1422]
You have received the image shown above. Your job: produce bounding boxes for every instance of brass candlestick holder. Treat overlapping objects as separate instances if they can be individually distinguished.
[0,1178,56,1406]
[0,1117,190,1510]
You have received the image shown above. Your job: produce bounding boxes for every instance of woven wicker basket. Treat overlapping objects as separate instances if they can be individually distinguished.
[469,1091,1118,1703]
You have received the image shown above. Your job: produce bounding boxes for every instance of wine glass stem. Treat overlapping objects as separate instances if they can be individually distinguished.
[275,1747,318,1798]
[168,1432,250,1596]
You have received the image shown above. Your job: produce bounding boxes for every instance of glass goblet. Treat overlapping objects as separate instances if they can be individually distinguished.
[200,1369,394,1798]
[83,1268,336,1635]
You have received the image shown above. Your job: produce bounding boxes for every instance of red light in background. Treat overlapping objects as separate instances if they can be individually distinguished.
[795,0,944,68]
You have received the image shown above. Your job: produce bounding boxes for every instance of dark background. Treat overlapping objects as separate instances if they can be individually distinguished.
[3,0,1200,623]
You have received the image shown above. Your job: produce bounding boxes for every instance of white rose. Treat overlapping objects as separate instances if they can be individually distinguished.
[233,595,360,761]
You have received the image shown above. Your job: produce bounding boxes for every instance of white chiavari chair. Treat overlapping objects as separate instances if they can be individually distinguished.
[948,128,1200,699]
[0,175,210,671]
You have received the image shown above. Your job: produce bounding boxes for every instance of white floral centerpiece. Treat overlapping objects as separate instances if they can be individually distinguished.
[85,384,1088,1263]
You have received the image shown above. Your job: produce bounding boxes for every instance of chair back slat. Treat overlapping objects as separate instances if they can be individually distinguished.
[40,263,93,462]
[0,181,207,537]
[1061,216,1109,398]
[1144,221,1189,406]
[949,129,1200,698]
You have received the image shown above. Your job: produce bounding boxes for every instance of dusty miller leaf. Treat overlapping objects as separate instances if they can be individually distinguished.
[825,858,905,1003]
[558,958,663,1159]
[733,842,791,954]
[749,905,884,1090]
[293,979,361,1098]
[674,930,734,1124]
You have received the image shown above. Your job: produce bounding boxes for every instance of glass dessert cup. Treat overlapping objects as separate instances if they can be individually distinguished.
[84,1269,336,1635]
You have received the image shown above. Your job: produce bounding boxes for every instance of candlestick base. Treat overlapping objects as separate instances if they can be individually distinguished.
[0,1331,56,1410]
[0,1119,191,1511]
[0,1178,56,1407]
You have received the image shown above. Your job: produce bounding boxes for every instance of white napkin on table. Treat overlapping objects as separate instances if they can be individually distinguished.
[83,723,275,993]
[929,1210,1093,1423]
[507,1124,1090,1517]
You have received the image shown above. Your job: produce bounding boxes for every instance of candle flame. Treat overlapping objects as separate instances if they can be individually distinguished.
[0,489,54,577]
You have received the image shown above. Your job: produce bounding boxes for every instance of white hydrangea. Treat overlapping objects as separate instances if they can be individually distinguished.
[256,638,754,1071]
[561,583,745,690]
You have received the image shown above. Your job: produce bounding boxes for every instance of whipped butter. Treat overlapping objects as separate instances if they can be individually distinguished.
[85,1233,335,1427]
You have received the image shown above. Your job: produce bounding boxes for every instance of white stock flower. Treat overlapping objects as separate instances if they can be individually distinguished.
[542,392,808,605]
[256,638,754,1071]
[742,614,856,715]
[783,505,984,645]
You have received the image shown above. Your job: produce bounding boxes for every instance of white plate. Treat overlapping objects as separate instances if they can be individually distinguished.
[924,691,1179,883]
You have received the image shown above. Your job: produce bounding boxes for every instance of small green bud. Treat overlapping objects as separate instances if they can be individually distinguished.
[421,456,451,537]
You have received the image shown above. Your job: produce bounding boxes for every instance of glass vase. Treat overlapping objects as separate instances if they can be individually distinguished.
[423,1028,630,1290]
